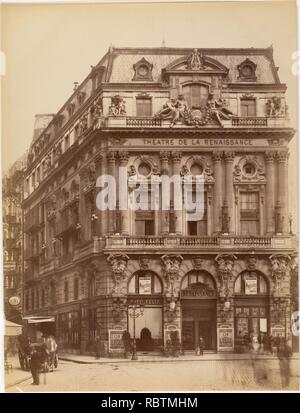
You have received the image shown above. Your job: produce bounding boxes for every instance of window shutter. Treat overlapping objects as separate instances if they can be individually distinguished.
[136,99,152,116]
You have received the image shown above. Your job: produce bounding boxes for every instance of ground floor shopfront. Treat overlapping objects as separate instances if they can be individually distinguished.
[24,253,294,356]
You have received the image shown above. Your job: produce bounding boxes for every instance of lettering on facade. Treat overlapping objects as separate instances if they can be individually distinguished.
[127,296,162,306]
[180,286,216,299]
[143,138,253,147]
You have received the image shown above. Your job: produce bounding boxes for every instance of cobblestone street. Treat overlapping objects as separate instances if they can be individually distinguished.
[6,358,299,392]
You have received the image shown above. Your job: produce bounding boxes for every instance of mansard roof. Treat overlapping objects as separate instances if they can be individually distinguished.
[104,46,280,84]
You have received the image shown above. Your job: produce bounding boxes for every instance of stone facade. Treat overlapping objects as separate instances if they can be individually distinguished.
[3,154,27,324]
[22,47,297,355]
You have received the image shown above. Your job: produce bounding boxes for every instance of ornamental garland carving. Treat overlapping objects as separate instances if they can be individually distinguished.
[269,254,291,294]
[180,155,215,183]
[107,254,129,293]
[233,155,266,183]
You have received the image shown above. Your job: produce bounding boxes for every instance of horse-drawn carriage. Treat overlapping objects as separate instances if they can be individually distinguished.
[17,316,58,372]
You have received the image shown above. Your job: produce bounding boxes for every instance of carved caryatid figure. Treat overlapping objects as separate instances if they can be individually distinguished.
[215,254,237,298]
[161,254,183,294]
[269,254,291,293]
[107,254,129,293]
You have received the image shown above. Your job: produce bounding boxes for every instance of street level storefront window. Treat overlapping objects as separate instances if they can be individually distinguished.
[58,311,80,349]
[234,270,269,349]
[88,307,97,343]
[127,271,163,351]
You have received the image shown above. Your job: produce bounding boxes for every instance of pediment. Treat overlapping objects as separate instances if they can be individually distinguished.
[164,49,229,74]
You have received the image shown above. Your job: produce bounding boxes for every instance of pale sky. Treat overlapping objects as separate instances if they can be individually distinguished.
[0,1,298,219]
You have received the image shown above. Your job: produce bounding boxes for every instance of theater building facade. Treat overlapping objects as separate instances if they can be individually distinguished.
[22,47,297,355]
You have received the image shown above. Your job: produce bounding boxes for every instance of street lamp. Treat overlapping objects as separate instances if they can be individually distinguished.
[128,304,144,360]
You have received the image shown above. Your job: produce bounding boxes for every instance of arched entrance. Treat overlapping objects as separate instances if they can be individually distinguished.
[127,270,163,351]
[181,270,217,351]
[234,270,269,348]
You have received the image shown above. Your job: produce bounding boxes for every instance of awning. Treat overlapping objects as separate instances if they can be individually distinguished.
[5,320,22,336]
[23,316,55,324]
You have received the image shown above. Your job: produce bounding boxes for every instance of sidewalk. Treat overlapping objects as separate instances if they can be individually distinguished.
[4,356,32,389]
[58,351,300,364]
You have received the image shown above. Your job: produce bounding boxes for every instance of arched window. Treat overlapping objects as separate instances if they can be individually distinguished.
[128,271,162,295]
[234,271,268,295]
[181,270,216,290]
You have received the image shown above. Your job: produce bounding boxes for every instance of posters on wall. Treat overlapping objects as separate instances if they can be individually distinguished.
[244,277,258,295]
[139,277,151,295]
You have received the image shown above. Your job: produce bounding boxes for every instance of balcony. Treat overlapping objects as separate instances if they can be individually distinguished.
[24,248,40,261]
[105,116,290,129]
[55,218,78,237]
[104,235,296,252]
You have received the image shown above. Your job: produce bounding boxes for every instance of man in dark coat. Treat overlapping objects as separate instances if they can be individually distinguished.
[30,344,48,385]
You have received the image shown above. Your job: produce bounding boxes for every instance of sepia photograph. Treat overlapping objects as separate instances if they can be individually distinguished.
[0,0,299,394]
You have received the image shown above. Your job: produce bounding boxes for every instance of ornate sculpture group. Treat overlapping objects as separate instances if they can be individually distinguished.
[155,93,235,127]
[109,95,126,116]
[266,96,287,117]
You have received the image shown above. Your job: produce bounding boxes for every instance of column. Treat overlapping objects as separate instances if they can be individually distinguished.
[160,151,170,234]
[224,151,235,234]
[212,151,223,234]
[171,151,182,234]
[118,151,130,235]
[277,150,289,233]
[94,152,104,235]
[265,151,276,234]
[107,151,117,234]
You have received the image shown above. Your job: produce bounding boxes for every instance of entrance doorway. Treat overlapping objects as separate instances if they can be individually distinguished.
[180,270,217,351]
[182,305,216,350]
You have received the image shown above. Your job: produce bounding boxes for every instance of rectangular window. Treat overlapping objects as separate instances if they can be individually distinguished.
[135,218,155,235]
[187,192,207,235]
[74,278,79,301]
[64,281,69,302]
[136,98,152,117]
[240,192,259,236]
[241,99,256,117]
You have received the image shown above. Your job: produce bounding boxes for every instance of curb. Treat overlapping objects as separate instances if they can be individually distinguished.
[5,375,32,389]
[59,355,299,365]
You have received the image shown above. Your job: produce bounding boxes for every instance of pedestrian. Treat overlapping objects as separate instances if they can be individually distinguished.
[30,344,47,385]
[122,331,131,359]
[278,340,292,389]
[95,336,101,359]
[199,336,205,356]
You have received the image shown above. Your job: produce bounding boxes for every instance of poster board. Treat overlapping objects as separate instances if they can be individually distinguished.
[217,327,234,352]
[108,329,125,353]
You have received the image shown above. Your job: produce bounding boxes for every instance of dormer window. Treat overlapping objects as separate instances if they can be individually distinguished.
[237,58,257,81]
[133,58,153,81]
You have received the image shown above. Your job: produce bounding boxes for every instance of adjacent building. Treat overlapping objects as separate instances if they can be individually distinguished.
[22,46,297,355]
[3,154,27,324]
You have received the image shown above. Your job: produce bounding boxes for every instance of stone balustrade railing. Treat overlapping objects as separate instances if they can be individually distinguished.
[106,116,289,129]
